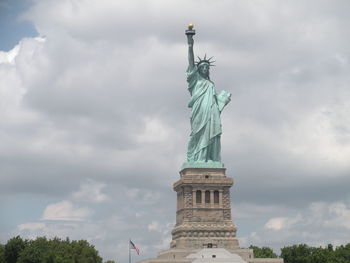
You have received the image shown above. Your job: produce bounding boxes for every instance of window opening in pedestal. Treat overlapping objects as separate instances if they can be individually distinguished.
[196,190,202,203]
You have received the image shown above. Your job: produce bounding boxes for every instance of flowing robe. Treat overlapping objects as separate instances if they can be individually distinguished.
[186,66,222,162]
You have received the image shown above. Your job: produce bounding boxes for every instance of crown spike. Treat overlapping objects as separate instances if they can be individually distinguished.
[196,54,215,67]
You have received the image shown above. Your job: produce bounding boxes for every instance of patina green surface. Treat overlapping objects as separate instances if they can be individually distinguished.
[183,25,231,168]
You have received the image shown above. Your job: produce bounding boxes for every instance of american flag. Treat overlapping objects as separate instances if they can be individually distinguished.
[129,240,140,255]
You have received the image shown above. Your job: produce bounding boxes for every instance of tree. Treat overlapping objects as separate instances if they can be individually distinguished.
[17,237,51,263]
[249,245,277,258]
[334,243,350,263]
[280,243,347,263]
[15,237,102,263]
[4,236,26,263]
[0,244,5,263]
[308,247,333,263]
[280,244,312,263]
[70,240,102,263]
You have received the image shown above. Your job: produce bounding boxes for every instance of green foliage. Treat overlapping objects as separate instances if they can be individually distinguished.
[2,236,102,263]
[0,244,5,263]
[334,243,350,263]
[249,245,277,258]
[280,244,312,263]
[250,243,350,262]
[4,236,26,263]
[281,243,350,263]
[4,237,349,263]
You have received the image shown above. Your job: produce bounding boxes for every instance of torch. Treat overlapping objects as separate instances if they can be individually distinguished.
[185,24,196,36]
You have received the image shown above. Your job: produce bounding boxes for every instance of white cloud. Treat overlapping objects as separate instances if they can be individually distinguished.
[284,105,350,170]
[15,182,173,260]
[17,222,45,232]
[126,188,161,205]
[148,221,161,232]
[264,217,287,231]
[41,200,91,221]
[146,221,173,250]
[234,203,292,220]
[72,179,108,203]
[0,42,36,125]
[137,117,174,144]
[153,236,172,251]
[0,44,20,64]
[242,201,350,250]
[2,0,350,261]
[264,216,302,231]
[17,221,103,242]
[324,202,350,230]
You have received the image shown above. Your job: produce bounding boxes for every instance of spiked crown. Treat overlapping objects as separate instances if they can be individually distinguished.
[195,54,216,67]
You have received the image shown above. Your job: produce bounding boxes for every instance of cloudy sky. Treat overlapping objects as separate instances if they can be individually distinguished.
[1,0,350,261]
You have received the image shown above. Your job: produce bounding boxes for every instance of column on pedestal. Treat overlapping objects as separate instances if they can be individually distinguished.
[210,190,214,206]
[192,189,196,207]
[219,190,223,208]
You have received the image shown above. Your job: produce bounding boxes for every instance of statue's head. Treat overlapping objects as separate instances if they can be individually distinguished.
[196,54,215,79]
[198,63,210,78]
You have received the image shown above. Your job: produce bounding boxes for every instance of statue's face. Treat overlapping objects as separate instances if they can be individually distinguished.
[198,64,210,78]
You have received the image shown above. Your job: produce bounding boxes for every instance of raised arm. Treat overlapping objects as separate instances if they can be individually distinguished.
[187,34,195,69]
[185,24,195,70]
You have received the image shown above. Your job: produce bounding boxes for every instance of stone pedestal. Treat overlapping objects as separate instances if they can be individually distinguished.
[171,168,239,250]
[138,167,283,263]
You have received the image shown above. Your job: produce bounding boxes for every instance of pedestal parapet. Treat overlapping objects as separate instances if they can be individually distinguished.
[170,167,239,250]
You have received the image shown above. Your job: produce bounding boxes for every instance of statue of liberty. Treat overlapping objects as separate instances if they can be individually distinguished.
[184,25,231,168]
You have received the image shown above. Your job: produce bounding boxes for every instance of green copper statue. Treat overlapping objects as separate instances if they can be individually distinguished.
[183,24,231,168]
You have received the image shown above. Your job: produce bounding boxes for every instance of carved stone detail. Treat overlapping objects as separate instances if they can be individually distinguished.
[184,186,193,218]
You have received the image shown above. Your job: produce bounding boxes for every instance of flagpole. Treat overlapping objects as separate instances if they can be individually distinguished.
[129,239,131,263]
